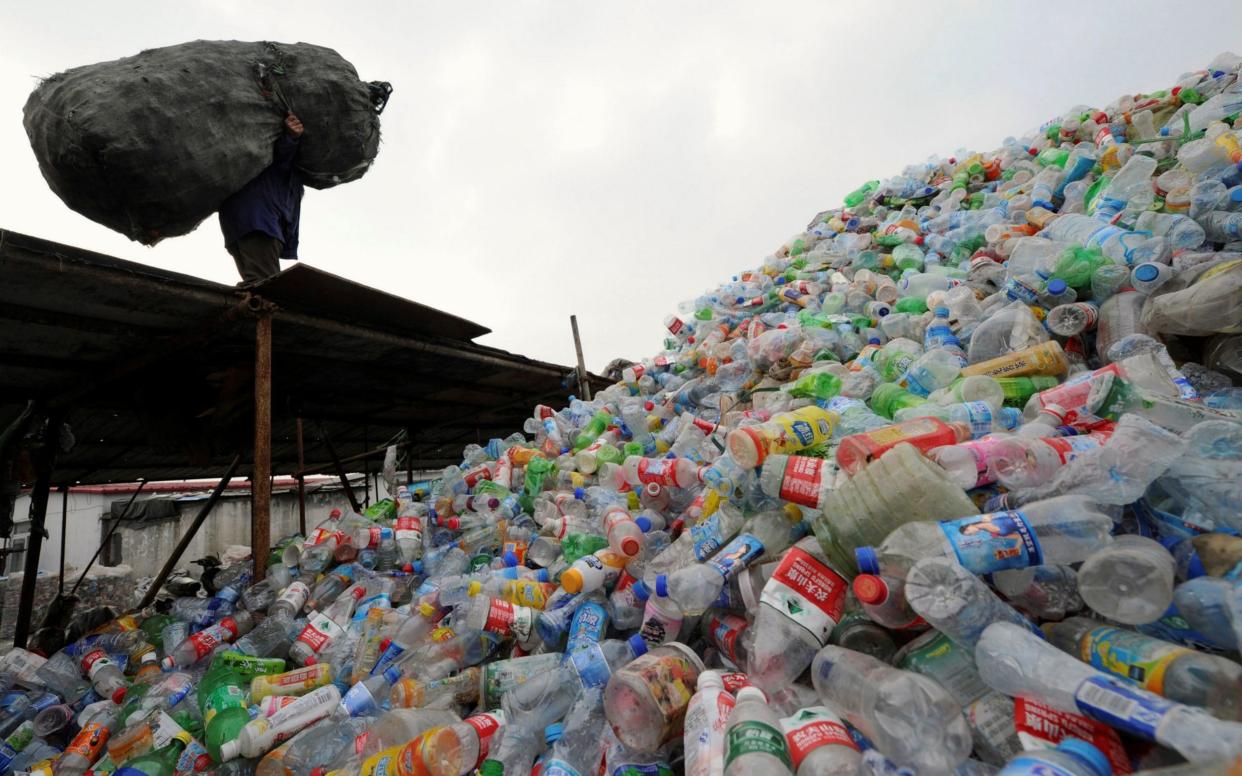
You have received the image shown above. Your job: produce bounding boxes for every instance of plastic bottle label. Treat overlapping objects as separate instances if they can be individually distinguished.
[1081,627,1191,695]
[636,458,678,487]
[610,763,674,776]
[961,401,995,438]
[543,759,584,776]
[777,456,826,507]
[759,547,846,645]
[706,534,765,580]
[569,642,614,689]
[724,720,793,770]
[186,618,240,662]
[81,649,114,680]
[506,579,550,609]
[296,612,345,654]
[1013,697,1131,773]
[483,599,535,642]
[640,602,682,646]
[940,511,1043,573]
[689,513,728,562]
[203,682,246,726]
[779,707,857,769]
[464,711,504,763]
[1042,433,1106,464]
[64,721,109,763]
[707,612,749,666]
[566,601,609,650]
[1073,675,1177,739]
[394,516,421,541]
[252,664,332,701]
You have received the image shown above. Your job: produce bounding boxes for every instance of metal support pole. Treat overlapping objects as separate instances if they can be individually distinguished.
[319,423,363,515]
[296,417,307,536]
[252,312,273,581]
[57,485,68,597]
[363,426,371,508]
[570,315,591,401]
[69,479,148,598]
[138,454,242,610]
[13,417,59,649]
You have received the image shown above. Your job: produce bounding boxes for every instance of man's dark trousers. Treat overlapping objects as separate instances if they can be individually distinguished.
[227,232,282,283]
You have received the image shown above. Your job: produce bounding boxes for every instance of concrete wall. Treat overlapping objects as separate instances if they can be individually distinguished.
[10,483,387,579]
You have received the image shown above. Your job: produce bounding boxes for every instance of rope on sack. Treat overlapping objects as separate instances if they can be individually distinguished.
[254,42,296,116]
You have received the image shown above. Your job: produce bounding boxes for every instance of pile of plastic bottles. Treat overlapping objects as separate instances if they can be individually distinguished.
[9,50,1242,776]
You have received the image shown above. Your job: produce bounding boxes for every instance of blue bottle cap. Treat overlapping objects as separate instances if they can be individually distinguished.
[855,546,880,575]
[1231,188,1242,203]
[655,574,669,597]
[502,551,519,567]
[1046,278,1068,295]
[1134,263,1160,283]
[628,633,650,657]
[631,580,650,602]
[869,338,882,345]
[535,568,551,582]
[574,487,586,500]
[545,723,564,744]
[934,306,950,317]
[1058,738,1111,776]
[411,561,424,575]
[635,515,652,533]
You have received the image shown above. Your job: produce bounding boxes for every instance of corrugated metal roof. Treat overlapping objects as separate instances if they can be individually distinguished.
[0,229,610,485]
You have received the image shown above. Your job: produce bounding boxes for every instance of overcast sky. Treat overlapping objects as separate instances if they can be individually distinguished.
[3,1,1242,372]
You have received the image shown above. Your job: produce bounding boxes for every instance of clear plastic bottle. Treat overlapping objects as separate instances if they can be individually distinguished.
[1077,535,1176,625]
[975,621,1242,764]
[604,642,705,753]
[894,629,1020,766]
[662,510,801,616]
[809,645,971,774]
[161,611,255,670]
[1045,616,1242,720]
[905,556,1037,653]
[684,670,735,776]
[723,686,794,776]
[854,495,1114,578]
[419,710,505,776]
[811,442,979,575]
[746,537,849,694]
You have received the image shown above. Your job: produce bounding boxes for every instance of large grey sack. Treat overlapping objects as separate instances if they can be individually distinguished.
[23,40,390,245]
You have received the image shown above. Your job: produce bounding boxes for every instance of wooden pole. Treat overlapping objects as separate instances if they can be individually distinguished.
[252,312,273,581]
[138,455,242,610]
[570,315,591,401]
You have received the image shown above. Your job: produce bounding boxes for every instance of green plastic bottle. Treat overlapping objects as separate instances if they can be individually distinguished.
[113,729,191,775]
[869,383,926,420]
[139,615,175,652]
[198,660,250,762]
[785,371,842,401]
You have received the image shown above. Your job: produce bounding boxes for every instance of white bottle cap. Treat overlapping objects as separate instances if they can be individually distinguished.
[736,686,767,703]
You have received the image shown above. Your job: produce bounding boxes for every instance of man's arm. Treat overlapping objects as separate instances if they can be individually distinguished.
[272,113,304,171]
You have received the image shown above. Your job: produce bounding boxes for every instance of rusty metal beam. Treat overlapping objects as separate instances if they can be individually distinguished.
[13,416,59,649]
[252,310,273,581]
[318,422,362,514]
[296,417,306,536]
